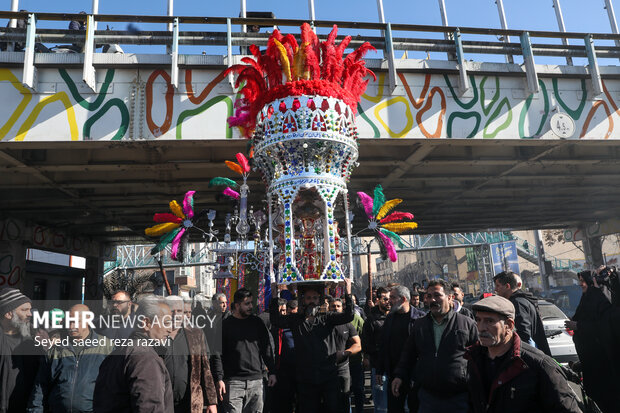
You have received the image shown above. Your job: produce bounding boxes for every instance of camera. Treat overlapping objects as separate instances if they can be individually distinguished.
[595,266,618,287]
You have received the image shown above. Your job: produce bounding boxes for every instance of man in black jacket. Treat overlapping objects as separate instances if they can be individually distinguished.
[0,288,43,413]
[466,295,581,413]
[392,279,477,413]
[452,283,474,319]
[376,285,424,413]
[214,288,276,413]
[270,278,353,413]
[361,286,390,413]
[93,296,174,413]
[493,271,551,355]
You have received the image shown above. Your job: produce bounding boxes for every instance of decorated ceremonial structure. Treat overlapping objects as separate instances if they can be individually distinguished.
[142,23,418,303]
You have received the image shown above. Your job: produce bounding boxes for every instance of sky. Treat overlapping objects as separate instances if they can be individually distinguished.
[5,0,620,64]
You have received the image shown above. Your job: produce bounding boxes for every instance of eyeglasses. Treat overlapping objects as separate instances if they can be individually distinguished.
[379,297,389,302]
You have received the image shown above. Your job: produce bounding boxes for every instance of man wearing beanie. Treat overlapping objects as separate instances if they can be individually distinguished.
[0,287,43,413]
[465,295,580,413]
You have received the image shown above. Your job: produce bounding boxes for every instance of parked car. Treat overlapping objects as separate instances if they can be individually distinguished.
[538,300,579,364]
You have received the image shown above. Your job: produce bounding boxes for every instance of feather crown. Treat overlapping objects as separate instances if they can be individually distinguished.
[223,23,376,137]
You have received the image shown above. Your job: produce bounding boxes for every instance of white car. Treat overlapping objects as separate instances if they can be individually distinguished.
[538,300,579,364]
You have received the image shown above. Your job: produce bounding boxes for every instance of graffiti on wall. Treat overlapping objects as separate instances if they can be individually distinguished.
[0,67,618,141]
[0,241,25,289]
[357,72,619,139]
[0,68,233,141]
[0,218,115,260]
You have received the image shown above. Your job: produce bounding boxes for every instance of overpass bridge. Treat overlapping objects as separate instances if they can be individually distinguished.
[0,11,618,295]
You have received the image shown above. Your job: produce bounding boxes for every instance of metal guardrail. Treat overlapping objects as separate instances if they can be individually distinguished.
[103,243,216,274]
[0,11,618,94]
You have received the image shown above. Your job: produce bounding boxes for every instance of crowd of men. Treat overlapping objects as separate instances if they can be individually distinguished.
[0,270,598,413]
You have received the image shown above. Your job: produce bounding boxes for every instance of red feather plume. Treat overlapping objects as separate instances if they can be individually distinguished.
[379,211,415,224]
[235,153,251,173]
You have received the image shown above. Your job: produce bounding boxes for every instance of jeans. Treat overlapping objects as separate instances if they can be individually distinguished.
[417,388,468,413]
[371,368,387,413]
[223,379,264,413]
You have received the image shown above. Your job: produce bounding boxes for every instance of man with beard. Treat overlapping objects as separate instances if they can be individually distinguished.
[99,290,135,340]
[94,297,174,413]
[269,278,354,413]
[328,298,362,413]
[28,304,114,413]
[214,288,276,413]
[392,280,477,413]
[466,295,580,413]
[163,296,218,413]
[377,286,425,413]
[0,287,43,413]
[494,271,551,355]
[361,286,390,413]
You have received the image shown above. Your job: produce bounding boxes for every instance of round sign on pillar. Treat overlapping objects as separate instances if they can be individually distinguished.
[550,113,575,138]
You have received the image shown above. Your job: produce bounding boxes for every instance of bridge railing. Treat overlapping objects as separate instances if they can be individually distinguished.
[0,11,619,94]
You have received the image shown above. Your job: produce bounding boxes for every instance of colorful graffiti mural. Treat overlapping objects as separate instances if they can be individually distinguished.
[0,67,618,141]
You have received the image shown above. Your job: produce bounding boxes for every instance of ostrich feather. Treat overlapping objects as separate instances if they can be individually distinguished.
[153,213,182,224]
[293,43,308,80]
[145,222,179,237]
[356,191,374,219]
[379,211,414,224]
[381,221,419,234]
[182,190,196,219]
[235,153,251,173]
[150,227,182,254]
[273,39,292,82]
[209,177,238,188]
[223,187,240,200]
[372,185,386,217]
[225,160,244,175]
[240,57,264,75]
[377,231,398,262]
[376,199,402,221]
[169,200,185,219]
[300,23,320,79]
[170,228,186,260]
[379,228,406,248]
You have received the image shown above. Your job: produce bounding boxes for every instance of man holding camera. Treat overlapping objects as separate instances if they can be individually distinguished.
[566,269,620,413]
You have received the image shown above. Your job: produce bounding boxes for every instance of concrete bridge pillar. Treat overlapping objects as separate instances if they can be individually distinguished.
[582,232,605,269]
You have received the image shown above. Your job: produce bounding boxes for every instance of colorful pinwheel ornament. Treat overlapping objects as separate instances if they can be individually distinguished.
[357,185,418,262]
[208,152,251,200]
[145,190,197,261]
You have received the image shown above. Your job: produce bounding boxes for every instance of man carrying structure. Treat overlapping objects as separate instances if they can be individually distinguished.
[270,278,354,413]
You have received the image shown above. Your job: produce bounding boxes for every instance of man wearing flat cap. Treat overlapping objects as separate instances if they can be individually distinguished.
[0,287,43,412]
[465,295,581,413]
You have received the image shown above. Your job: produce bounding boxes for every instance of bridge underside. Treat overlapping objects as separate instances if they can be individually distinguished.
[2,138,619,244]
